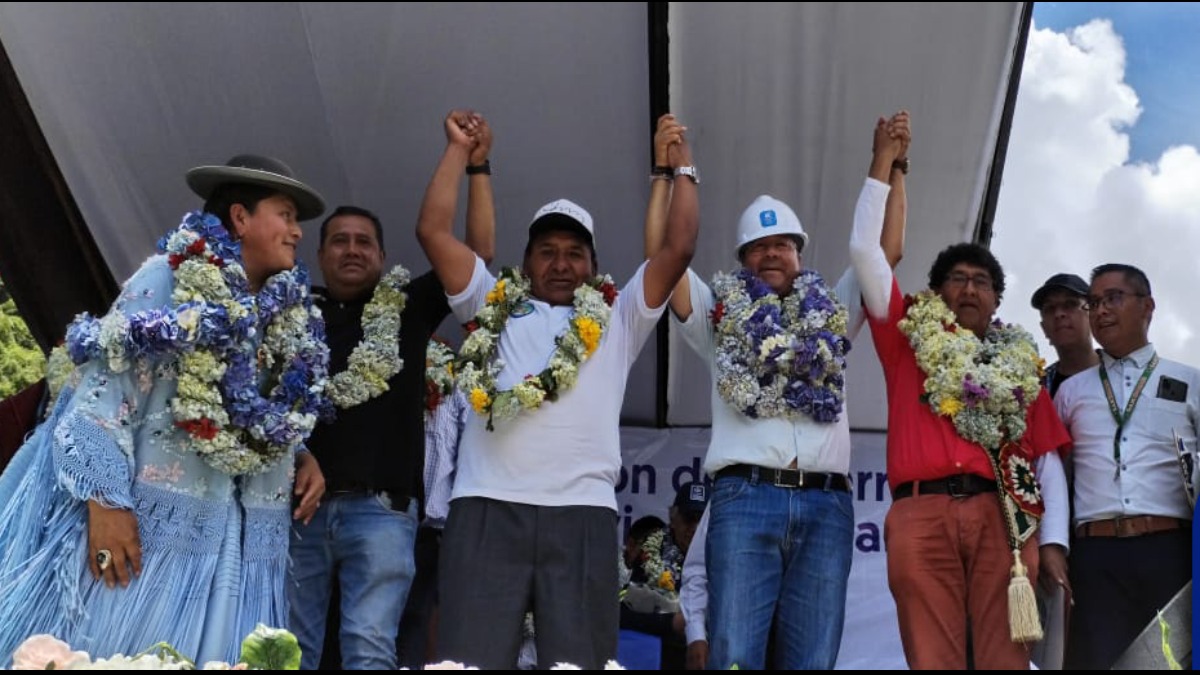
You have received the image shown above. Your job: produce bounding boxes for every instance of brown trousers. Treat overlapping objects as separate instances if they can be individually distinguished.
[885,492,1039,669]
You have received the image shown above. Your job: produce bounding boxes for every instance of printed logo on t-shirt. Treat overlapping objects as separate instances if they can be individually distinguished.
[510,301,535,318]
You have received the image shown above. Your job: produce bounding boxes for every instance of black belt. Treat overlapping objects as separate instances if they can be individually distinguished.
[327,486,412,513]
[716,464,850,492]
[892,474,997,500]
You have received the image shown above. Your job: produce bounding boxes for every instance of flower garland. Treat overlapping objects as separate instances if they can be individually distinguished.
[456,267,618,430]
[425,339,456,413]
[897,290,1043,450]
[710,269,850,422]
[635,527,683,596]
[65,212,329,475]
[323,265,409,412]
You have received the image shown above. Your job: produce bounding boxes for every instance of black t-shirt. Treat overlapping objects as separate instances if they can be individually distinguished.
[308,270,450,501]
[1045,362,1071,399]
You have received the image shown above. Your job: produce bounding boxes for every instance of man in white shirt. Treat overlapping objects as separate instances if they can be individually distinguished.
[644,111,910,669]
[1054,264,1198,670]
[415,110,698,669]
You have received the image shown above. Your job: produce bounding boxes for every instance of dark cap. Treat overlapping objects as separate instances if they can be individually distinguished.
[1031,273,1089,310]
[673,481,709,516]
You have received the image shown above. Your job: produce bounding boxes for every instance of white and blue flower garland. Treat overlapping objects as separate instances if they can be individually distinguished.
[65,212,329,475]
[710,268,850,422]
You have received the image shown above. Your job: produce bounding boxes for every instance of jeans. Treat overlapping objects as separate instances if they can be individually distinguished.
[706,474,854,669]
[289,492,418,670]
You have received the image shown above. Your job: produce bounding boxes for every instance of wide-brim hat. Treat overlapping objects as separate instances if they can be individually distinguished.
[186,154,326,221]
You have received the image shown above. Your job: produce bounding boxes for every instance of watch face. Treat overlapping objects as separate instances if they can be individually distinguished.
[675,166,700,184]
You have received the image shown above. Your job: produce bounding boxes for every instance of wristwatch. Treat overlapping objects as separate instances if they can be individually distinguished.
[674,166,700,185]
[891,157,910,175]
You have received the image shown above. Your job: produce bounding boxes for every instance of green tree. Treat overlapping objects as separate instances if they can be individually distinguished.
[0,277,45,398]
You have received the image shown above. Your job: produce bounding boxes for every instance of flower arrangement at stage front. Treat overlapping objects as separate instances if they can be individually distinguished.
[10,624,300,670]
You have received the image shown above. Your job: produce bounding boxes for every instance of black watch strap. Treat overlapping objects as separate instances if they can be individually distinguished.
[466,160,491,176]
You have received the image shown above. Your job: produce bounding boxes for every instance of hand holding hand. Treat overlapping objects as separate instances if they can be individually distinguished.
[444,109,477,149]
[468,112,493,166]
[654,113,686,167]
[887,110,911,160]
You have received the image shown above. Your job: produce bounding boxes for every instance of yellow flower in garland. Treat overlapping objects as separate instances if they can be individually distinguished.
[938,397,964,417]
[899,290,1042,450]
[469,387,491,414]
[575,316,601,356]
[485,278,508,305]
[455,266,619,430]
[657,570,675,593]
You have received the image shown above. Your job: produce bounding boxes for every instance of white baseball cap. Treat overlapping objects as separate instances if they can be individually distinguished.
[735,195,808,255]
[529,198,595,247]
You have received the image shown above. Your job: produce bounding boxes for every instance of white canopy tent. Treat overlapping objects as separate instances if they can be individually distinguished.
[0,2,1028,668]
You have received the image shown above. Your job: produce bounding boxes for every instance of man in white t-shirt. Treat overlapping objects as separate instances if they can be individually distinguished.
[414,110,699,669]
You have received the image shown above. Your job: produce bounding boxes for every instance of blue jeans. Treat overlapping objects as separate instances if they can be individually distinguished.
[289,493,418,670]
[706,473,854,669]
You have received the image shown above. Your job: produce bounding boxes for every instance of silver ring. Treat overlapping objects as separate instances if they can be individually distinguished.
[96,549,113,571]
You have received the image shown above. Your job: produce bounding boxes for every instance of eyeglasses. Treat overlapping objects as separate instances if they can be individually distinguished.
[1083,290,1147,312]
[1038,299,1086,317]
[944,272,994,292]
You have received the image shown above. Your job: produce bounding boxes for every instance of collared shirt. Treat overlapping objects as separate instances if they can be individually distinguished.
[422,388,467,529]
[1054,343,1200,524]
[865,278,1070,488]
[675,178,886,476]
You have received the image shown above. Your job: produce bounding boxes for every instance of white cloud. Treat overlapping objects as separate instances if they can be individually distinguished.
[992,18,1200,363]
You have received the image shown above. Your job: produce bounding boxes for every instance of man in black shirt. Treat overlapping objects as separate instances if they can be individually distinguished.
[289,116,495,670]
[1032,273,1098,397]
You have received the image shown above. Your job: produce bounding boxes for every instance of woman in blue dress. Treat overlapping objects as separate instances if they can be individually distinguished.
[0,155,330,665]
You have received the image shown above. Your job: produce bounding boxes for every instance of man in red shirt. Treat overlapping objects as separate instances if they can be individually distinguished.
[850,155,1071,667]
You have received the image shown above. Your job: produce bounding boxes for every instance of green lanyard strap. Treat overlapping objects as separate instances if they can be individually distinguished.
[1097,352,1159,479]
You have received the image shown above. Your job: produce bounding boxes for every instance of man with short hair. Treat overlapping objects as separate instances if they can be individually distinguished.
[644,111,911,670]
[1055,263,1198,670]
[289,116,495,670]
[416,110,698,669]
[1031,273,1098,398]
[852,200,1072,667]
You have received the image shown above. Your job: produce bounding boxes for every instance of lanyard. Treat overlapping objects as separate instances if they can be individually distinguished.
[1097,352,1159,479]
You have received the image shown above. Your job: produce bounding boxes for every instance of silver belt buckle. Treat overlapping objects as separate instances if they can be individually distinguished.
[773,469,800,488]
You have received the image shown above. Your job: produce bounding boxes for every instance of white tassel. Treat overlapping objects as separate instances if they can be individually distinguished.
[1007,548,1043,643]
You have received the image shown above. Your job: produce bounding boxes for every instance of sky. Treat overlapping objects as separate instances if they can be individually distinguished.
[991,3,1200,364]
